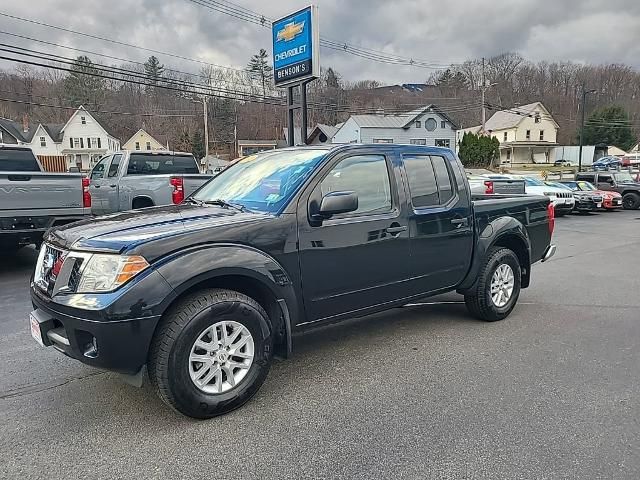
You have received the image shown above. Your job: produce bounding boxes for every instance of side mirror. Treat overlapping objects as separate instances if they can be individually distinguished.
[318,191,358,218]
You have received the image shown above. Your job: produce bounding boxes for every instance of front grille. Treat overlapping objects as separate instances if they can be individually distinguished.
[67,258,85,292]
[35,244,66,295]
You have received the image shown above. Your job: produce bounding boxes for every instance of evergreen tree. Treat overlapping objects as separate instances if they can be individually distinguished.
[458,132,500,168]
[247,49,273,97]
[144,56,164,85]
[192,131,205,160]
[580,105,635,151]
[63,56,105,107]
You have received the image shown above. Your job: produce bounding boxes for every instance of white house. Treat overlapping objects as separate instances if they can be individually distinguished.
[0,106,120,171]
[464,102,559,165]
[332,105,458,148]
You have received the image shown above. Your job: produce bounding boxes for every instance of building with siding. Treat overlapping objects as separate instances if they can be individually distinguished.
[122,129,167,152]
[0,106,120,171]
[332,105,458,148]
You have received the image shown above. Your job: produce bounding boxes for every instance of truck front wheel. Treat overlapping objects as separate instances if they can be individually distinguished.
[464,247,522,322]
[622,192,640,210]
[148,289,273,419]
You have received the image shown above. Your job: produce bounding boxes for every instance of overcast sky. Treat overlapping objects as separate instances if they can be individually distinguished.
[1,0,639,84]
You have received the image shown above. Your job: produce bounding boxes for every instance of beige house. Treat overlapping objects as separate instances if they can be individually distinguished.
[468,102,559,165]
[123,129,167,152]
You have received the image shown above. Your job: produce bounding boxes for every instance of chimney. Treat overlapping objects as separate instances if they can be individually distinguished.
[22,113,29,133]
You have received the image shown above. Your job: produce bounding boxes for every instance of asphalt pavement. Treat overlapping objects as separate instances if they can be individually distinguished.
[1,210,639,479]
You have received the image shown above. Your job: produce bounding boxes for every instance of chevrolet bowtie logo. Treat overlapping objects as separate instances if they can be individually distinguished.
[277,20,305,42]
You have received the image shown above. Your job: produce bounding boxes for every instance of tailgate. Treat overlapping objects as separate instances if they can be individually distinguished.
[0,172,84,211]
[182,174,214,196]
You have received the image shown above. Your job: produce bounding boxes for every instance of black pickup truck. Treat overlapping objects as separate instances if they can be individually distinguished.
[30,145,556,418]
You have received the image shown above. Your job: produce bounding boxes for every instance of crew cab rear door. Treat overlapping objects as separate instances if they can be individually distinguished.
[88,155,111,215]
[296,148,410,323]
[401,150,474,295]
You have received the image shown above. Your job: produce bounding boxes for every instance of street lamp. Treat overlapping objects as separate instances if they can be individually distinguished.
[578,88,597,172]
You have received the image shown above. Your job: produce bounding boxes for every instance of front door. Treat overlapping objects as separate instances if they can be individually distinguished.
[595,173,614,192]
[402,151,474,295]
[297,150,410,323]
[88,155,111,215]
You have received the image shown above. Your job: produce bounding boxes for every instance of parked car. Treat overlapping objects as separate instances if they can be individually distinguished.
[559,180,622,210]
[548,181,602,213]
[592,156,622,170]
[487,175,575,216]
[88,151,214,215]
[553,159,572,167]
[29,145,556,418]
[0,145,90,250]
[621,153,640,167]
[575,171,640,209]
[467,175,526,195]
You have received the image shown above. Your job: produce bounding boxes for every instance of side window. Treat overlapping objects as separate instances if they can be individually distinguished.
[319,155,392,217]
[431,156,454,204]
[90,157,109,180]
[403,155,439,207]
[577,173,595,183]
[598,174,612,183]
[107,154,122,178]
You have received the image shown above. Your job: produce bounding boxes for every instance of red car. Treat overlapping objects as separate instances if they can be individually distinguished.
[560,181,623,210]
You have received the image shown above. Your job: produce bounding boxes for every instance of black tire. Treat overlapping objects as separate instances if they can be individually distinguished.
[622,192,640,210]
[464,247,522,322]
[148,288,273,419]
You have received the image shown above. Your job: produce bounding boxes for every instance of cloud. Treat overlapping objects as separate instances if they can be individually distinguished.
[0,0,639,84]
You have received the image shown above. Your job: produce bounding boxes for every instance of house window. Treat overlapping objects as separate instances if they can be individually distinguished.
[90,138,99,149]
[506,150,512,160]
[98,138,102,149]
[73,138,80,148]
[410,139,426,145]
[40,136,46,147]
[441,121,446,129]
[146,142,151,150]
[135,142,140,150]
[372,138,393,144]
[425,118,437,132]
[539,130,544,141]
[534,114,540,123]
[415,121,421,129]
[435,139,451,148]
[503,132,508,142]
[526,130,531,141]
[81,116,86,125]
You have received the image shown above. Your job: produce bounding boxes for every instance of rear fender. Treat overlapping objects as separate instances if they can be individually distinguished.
[457,216,531,294]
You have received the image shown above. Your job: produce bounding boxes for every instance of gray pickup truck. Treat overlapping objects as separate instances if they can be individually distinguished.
[88,151,214,215]
[0,145,90,250]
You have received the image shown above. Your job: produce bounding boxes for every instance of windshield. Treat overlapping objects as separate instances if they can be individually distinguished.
[525,177,545,186]
[192,149,328,214]
[127,154,199,175]
[576,181,596,191]
[613,172,635,183]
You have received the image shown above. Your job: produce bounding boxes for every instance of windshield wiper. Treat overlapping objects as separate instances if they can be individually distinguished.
[184,197,206,207]
[206,199,247,213]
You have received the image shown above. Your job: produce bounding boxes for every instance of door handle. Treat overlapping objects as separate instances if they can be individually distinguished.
[451,218,469,228]
[108,184,117,188]
[93,184,101,188]
[386,225,407,235]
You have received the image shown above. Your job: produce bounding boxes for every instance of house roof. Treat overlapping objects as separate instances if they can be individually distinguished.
[0,117,38,142]
[60,105,117,139]
[350,105,460,130]
[485,102,559,131]
[307,123,339,143]
[41,124,64,142]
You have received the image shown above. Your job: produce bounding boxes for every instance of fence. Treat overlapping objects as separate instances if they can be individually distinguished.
[38,156,67,172]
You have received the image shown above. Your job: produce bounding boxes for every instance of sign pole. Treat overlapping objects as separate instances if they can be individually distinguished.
[287,86,295,147]
[301,81,309,145]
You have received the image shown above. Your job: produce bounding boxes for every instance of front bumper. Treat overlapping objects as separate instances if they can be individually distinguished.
[29,269,173,374]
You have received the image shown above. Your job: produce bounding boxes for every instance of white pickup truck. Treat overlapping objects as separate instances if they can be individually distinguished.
[0,145,90,250]
[88,151,214,215]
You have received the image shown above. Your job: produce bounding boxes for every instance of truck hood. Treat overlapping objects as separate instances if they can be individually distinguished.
[46,204,265,252]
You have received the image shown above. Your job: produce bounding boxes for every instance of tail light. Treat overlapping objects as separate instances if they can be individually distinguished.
[170,177,184,204]
[484,181,494,194]
[82,177,91,208]
[547,202,555,236]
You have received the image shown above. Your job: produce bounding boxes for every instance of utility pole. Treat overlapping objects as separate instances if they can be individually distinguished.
[481,57,486,132]
[202,97,209,172]
[578,87,596,173]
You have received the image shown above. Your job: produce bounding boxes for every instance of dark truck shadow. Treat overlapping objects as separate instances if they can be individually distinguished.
[0,245,38,276]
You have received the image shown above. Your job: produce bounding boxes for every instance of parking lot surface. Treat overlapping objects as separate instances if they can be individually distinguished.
[1,210,639,479]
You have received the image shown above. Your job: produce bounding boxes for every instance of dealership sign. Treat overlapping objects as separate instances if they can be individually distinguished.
[272,5,319,86]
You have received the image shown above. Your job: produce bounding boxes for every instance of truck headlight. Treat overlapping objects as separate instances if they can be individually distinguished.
[77,254,150,293]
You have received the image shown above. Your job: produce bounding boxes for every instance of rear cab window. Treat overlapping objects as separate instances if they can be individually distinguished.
[403,155,457,208]
[126,153,199,175]
[0,148,41,172]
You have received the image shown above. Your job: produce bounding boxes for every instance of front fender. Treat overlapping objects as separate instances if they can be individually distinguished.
[153,243,299,348]
[457,216,531,293]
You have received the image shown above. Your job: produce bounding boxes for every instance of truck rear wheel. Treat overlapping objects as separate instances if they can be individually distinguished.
[148,289,273,419]
[464,247,521,322]
[622,192,640,210]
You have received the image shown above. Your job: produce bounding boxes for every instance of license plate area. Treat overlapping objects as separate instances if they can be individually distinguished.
[30,313,44,346]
